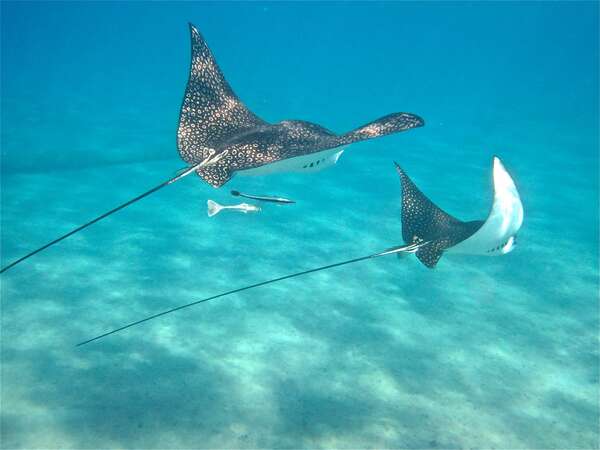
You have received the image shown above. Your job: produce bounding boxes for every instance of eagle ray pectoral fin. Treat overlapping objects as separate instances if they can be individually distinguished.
[340,112,425,144]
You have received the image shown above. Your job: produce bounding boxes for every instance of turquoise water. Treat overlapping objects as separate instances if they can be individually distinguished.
[1,2,598,448]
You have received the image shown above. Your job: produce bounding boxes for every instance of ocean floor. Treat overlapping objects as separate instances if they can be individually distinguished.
[1,140,597,448]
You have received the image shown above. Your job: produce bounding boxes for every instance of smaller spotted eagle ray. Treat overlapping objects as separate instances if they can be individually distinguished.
[397,156,523,267]
[77,157,523,346]
[0,23,423,274]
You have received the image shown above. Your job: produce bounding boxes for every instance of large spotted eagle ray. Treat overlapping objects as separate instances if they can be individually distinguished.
[179,24,423,187]
[0,23,423,274]
[77,156,523,346]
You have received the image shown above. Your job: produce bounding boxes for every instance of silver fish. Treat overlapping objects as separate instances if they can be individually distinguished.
[207,200,261,217]
[230,190,295,204]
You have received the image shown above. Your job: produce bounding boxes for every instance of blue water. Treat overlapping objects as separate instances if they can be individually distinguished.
[1,2,598,448]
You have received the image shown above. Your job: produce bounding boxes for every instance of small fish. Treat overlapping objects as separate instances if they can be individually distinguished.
[230,190,296,204]
[207,200,261,217]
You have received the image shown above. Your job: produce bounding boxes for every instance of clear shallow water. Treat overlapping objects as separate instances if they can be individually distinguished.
[1,2,598,449]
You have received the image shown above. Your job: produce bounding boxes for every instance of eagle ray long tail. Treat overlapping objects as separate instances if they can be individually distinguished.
[76,243,425,347]
[0,163,207,274]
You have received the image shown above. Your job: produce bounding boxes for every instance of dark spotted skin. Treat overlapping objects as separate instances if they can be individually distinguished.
[395,162,483,268]
[177,24,425,187]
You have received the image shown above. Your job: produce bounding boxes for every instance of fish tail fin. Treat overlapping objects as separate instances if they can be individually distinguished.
[207,200,224,217]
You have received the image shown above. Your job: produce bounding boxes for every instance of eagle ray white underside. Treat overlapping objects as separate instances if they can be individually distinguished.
[448,156,524,256]
[237,148,346,176]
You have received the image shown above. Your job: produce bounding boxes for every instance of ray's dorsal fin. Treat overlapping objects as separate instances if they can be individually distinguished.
[394,162,483,268]
[177,24,268,166]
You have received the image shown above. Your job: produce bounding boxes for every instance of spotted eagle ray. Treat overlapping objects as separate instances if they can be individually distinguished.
[0,23,423,274]
[77,156,523,346]
[396,156,523,267]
